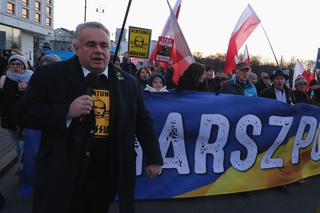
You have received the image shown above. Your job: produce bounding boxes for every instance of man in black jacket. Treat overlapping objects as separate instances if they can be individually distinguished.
[292,76,310,104]
[260,69,294,104]
[255,72,270,95]
[15,22,163,213]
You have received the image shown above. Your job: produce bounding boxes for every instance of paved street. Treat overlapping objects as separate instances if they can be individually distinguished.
[1,161,320,213]
[0,127,17,177]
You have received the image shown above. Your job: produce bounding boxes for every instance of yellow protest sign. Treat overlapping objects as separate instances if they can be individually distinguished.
[128,26,152,59]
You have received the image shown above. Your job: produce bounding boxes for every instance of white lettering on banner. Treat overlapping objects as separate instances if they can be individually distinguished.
[260,116,293,169]
[135,113,319,176]
[230,115,261,171]
[159,113,190,174]
[292,116,318,164]
[311,123,320,161]
[195,114,229,174]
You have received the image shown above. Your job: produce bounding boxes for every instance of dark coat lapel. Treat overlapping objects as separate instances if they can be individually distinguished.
[64,56,85,99]
[108,63,126,135]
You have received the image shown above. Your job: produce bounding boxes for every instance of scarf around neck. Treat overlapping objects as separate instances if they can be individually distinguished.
[6,69,33,83]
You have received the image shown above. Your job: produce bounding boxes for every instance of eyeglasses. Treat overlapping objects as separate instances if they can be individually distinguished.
[262,77,270,80]
[10,62,24,67]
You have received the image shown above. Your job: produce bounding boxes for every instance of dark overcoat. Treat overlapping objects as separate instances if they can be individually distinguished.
[15,56,163,213]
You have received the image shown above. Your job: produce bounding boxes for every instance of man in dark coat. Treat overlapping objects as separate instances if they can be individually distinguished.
[292,75,310,104]
[260,69,294,104]
[255,72,271,96]
[14,22,163,213]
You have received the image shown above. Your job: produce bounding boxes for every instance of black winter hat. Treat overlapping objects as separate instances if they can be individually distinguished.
[271,69,289,80]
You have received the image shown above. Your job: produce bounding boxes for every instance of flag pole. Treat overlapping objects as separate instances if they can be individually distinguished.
[280,55,283,68]
[113,0,132,63]
[260,23,280,67]
[84,0,87,22]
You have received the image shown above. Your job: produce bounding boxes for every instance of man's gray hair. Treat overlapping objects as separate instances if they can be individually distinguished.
[73,21,110,44]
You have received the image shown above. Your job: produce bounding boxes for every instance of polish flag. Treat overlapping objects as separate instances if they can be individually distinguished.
[302,70,314,92]
[224,4,260,73]
[149,0,182,65]
[242,44,251,66]
[292,59,304,90]
[166,0,194,84]
[149,0,194,84]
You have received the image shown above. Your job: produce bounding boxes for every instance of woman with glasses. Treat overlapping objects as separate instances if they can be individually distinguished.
[0,54,32,209]
[0,55,33,162]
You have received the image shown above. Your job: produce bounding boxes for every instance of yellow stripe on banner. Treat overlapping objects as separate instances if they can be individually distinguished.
[176,134,320,198]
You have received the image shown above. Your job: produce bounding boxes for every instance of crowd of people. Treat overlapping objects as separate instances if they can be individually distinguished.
[121,59,319,106]
[0,21,319,212]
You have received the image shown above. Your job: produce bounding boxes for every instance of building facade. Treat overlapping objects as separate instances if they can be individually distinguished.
[0,0,54,64]
[51,27,73,51]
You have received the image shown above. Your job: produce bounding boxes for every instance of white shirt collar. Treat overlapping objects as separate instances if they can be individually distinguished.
[81,66,109,78]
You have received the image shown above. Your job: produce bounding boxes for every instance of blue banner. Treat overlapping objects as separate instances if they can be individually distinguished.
[20,92,320,199]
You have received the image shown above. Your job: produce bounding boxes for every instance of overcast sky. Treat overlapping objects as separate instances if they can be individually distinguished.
[54,0,320,62]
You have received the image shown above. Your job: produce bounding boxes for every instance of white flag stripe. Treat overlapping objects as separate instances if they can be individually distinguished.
[232,4,260,35]
[292,59,304,89]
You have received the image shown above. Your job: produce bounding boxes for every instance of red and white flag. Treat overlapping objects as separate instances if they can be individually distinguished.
[224,4,260,73]
[302,70,314,92]
[292,59,304,89]
[166,1,194,84]
[149,0,194,84]
[242,44,251,66]
[149,0,182,65]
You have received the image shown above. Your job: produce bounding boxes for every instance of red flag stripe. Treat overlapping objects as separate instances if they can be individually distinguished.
[224,5,260,73]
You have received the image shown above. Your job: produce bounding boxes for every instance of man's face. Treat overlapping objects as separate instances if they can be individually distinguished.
[134,36,144,48]
[236,68,250,83]
[261,74,271,85]
[296,84,307,92]
[250,75,258,84]
[205,70,214,79]
[93,100,107,118]
[273,76,285,89]
[74,27,110,73]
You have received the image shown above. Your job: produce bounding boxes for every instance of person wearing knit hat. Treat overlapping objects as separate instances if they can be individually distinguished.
[144,72,168,92]
[8,54,28,69]
[39,54,61,66]
[0,54,33,167]
[295,75,307,87]
[293,75,310,104]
